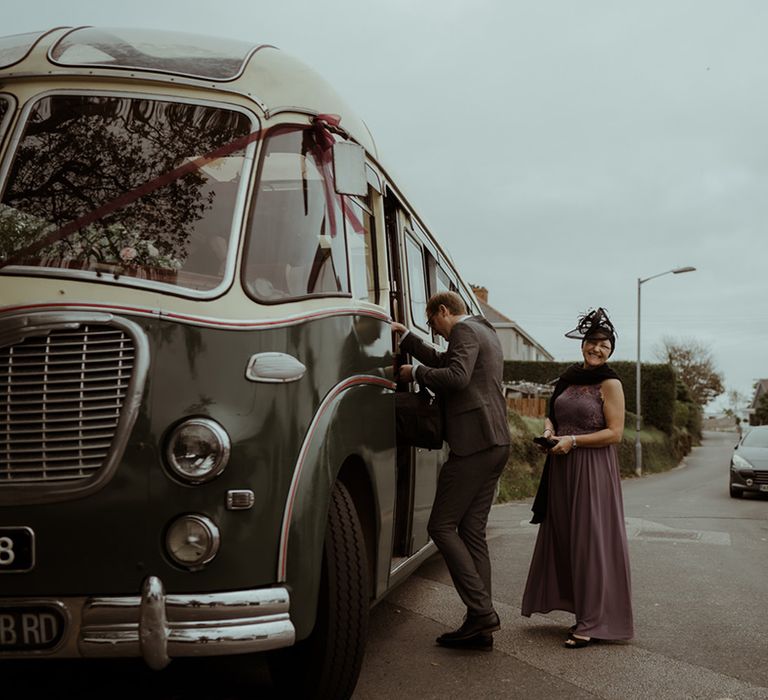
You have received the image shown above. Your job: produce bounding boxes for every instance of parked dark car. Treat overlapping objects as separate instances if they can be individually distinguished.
[729,425,768,498]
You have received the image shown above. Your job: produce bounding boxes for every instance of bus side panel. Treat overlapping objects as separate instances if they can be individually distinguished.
[282,382,396,641]
[0,311,393,599]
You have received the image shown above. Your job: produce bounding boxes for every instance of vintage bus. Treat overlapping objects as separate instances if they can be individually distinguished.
[0,27,483,698]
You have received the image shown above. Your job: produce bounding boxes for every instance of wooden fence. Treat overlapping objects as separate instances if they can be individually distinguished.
[506,397,547,418]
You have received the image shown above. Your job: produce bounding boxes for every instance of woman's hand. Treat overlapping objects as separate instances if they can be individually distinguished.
[550,435,574,455]
[391,321,407,335]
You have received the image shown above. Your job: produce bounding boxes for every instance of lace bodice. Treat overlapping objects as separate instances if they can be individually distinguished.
[554,384,606,435]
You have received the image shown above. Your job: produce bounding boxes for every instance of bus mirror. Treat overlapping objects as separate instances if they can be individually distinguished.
[332,141,367,196]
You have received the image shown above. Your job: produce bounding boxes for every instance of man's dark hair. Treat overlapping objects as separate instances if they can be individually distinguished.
[426,291,468,317]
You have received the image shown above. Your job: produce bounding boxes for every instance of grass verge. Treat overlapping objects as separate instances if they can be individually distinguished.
[497,411,689,503]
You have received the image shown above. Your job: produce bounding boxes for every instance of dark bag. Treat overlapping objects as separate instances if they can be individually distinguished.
[395,385,444,449]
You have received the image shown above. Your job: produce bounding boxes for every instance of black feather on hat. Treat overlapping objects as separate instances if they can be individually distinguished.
[564,307,617,354]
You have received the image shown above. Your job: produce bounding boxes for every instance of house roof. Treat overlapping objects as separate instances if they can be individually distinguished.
[477,297,554,360]
[478,298,514,325]
[751,379,768,408]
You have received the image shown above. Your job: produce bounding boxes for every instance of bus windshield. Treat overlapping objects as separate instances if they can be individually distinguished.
[0,94,255,292]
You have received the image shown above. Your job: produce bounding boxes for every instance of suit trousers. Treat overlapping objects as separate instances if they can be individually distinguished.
[427,443,510,617]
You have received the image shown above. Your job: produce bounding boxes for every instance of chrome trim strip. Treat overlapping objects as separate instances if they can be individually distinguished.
[0,70,269,112]
[0,302,391,331]
[390,541,435,576]
[0,579,294,662]
[276,374,396,582]
[386,541,438,593]
[80,580,294,662]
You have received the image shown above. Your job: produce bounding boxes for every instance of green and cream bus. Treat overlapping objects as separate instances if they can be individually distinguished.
[0,27,482,698]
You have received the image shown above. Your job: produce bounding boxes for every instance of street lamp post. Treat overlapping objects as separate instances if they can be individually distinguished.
[635,266,696,476]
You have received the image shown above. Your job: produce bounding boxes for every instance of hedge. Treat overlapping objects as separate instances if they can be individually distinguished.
[504,360,677,433]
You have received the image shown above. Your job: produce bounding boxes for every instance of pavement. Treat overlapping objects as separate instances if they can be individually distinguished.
[355,431,768,700]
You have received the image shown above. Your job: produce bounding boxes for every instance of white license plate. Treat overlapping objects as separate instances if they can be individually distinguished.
[760,484,768,493]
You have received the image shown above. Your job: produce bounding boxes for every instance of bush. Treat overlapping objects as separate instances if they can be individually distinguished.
[616,425,685,476]
[504,360,677,433]
[687,404,703,443]
[497,411,546,501]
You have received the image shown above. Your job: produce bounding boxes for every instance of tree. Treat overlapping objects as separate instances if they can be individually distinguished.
[726,388,746,414]
[723,389,745,432]
[655,337,725,407]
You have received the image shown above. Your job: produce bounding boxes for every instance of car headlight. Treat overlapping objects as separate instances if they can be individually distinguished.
[165,514,220,570]
[165,418,230,484]
[732,454,754,472]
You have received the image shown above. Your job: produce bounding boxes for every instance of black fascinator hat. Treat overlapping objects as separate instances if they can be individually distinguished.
[564,307,617,356]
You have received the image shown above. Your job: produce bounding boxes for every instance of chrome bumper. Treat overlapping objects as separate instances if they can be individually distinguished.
[2,576,295,669]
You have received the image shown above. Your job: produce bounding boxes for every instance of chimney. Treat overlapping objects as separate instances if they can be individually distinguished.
[471,285,488,303]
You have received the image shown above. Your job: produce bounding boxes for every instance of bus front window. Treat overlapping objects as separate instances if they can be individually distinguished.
[0,94,254,292]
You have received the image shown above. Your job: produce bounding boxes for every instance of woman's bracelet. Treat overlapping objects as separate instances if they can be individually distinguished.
[543,428,552,437]
[570,435,577,449]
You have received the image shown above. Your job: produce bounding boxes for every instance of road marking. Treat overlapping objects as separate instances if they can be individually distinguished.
[624,517,731,545]
[515,517,732,546]
[519,518,732,546]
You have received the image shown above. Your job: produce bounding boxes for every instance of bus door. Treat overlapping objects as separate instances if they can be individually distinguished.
[384,191,439,562]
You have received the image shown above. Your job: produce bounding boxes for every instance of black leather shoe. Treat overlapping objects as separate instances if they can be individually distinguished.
[436,633,493,651]
[436,611,500,643]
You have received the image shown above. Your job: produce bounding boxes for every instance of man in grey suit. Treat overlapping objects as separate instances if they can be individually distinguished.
[392,291,510,650]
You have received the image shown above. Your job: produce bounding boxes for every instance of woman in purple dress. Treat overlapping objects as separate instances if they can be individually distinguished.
[521,308,633,648]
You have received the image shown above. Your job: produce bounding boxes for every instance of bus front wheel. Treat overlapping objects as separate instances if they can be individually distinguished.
[268,480,370,699]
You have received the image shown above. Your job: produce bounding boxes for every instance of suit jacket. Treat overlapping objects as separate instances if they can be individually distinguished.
[400,316,510,457]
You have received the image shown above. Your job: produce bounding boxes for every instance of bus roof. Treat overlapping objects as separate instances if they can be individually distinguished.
[0,26,377,156]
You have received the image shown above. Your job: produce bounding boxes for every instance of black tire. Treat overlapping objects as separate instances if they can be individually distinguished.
[268,481,369,699]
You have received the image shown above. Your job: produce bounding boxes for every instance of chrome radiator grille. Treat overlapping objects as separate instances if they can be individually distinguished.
[0,325,135,484]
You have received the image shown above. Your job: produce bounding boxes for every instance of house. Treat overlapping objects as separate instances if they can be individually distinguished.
[471,285,554,362]
[748,378,768,425]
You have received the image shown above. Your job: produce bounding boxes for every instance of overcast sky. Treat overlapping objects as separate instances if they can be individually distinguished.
[6,1,767,412]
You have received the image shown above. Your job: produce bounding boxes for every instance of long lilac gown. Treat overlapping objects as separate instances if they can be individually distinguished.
[521,384,634,640]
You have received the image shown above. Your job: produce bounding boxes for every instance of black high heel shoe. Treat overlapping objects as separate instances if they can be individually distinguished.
[564,632,593,649]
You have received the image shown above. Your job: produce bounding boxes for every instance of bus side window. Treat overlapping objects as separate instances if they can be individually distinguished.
[345,189,377,304]
[243,127,351,303]
[404,232,428,331]
[435,263,451,295]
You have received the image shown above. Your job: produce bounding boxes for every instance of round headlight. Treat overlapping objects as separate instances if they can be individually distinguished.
[165,418,230,484]
[165,514,220,570]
